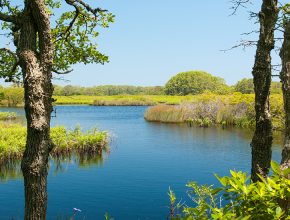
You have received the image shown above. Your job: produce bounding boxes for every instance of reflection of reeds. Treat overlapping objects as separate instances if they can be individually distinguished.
[0,160,21,181]
[0,150,109,182]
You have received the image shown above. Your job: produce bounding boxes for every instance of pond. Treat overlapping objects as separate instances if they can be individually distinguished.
[0,106,282,219]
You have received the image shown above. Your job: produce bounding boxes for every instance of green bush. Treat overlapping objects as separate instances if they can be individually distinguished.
[164,71,231,96]
[3,86,24,107]
[169,161,290,220]
[235,78,282,94]
[234,78,254,94]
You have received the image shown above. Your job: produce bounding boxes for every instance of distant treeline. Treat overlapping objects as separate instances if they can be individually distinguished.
[0,71,283,107]
[53,85,165,96]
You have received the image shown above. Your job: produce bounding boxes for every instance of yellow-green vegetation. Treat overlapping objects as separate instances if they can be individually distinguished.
[169,161,290,220]
[0,112,17,120]
[165,71,232,95]
[54,95,190,105]
[53,95,99,105]
[234,78,282,94]
[0,124,108,164]
[144,93,284,129]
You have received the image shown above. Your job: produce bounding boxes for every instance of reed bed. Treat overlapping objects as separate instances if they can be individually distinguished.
[0,124,108,165]
[144,93,284,129]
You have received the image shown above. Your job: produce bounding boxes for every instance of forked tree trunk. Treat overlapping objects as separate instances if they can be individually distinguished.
[18,0,53,219]
[280,21,290,169]
[251,0,278,182]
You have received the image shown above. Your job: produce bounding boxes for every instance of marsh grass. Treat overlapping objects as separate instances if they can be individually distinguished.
[0,112,17,120]
[0,124,109,165]
[144,93,284,129]
[53,95,189,105]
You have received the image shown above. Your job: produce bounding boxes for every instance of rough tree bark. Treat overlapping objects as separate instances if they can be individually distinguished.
[280,21,290,170]
[0,0,112,218]
[251,0,278,182]
[18,0,53,219]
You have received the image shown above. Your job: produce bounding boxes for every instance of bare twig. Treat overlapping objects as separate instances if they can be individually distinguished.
[230,0,251,16]
[52,68,73,74]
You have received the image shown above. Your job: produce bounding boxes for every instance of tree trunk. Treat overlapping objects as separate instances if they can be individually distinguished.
[18,0,53,219]
[280,21,290,169]
[251,0,278,182]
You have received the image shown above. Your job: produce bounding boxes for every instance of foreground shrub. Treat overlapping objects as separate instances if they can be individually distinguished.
[169,161,290,220]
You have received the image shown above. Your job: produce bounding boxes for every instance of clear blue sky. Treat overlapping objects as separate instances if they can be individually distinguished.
[2,0,283,86]
[60,0,263,86]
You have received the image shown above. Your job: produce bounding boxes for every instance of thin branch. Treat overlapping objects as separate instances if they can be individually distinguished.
[0,12,16,23]
[52,68,73,74]
[52,76,70,82]
[230,0,251,16]
[221,40,257,52]
[74,0,107,15]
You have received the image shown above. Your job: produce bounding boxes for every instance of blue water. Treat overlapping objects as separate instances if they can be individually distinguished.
[0,106,282,219]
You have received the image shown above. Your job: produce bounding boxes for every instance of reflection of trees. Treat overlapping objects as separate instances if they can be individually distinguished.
[0,149,109,182]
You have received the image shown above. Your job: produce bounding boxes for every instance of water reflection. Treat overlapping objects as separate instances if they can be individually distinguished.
[0,161,21,182]
[0,151,109,182]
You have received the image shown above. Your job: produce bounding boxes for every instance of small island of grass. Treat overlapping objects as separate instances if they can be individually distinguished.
[0,123,109,165]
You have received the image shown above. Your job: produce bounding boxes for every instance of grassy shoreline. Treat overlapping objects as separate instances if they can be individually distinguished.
[144,93,284,130]
[53,95,188,105]
[0,124,109,165]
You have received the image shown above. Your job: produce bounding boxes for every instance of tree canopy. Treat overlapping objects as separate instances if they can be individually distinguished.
[234,78,282,94]
[0,0,114,82]
[164,71,231,96]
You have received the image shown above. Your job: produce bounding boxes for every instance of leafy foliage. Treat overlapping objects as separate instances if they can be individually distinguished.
[234,78,254,94]
[3,86,23,107]
[53,85,165,96]
[170,161,290,220]
[164,71,232,96]
[235,78,282,94]
[0,0,114,81]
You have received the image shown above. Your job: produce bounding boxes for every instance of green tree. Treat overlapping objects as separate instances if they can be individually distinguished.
[164,71,231,95]
[234,78,254,94]
[4,86,24,107]
[235,78,281,94]
[0,0,113,218]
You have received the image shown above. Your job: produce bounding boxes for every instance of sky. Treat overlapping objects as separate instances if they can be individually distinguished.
[1,0,283,86]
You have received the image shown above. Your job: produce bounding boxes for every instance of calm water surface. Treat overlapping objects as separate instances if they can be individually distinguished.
[0,106,282,219]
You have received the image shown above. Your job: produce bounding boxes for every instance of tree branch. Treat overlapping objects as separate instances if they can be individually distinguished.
[230,0,251,15]
[0,12,16,23]
[52,68,73,74]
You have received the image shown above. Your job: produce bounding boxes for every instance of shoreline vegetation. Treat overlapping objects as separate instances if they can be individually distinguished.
[144,93,284,130]
[0,92,285,129]
[0,112,17,120]
[0,123,109,165]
